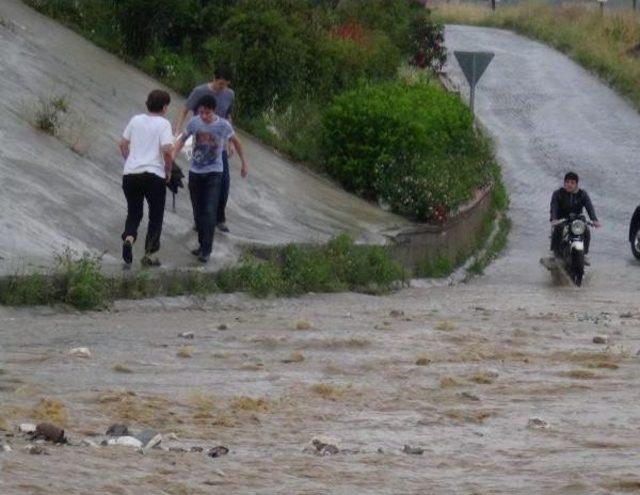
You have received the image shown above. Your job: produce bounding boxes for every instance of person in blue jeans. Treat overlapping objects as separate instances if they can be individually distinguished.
[173,95,248,263]
[174,67,241,233]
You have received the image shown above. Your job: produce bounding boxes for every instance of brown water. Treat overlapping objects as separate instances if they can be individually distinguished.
[2,285,640,494]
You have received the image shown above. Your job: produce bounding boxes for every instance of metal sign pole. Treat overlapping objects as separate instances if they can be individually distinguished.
[453,51,494,116]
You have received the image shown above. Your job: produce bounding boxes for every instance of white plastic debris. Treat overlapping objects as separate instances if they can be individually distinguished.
[69,347,91,358]
[107,436,143,448]
[19,423,37,434]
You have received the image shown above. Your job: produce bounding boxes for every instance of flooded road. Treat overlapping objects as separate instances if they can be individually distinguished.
[2,288,640,494]
[2,14,640,495]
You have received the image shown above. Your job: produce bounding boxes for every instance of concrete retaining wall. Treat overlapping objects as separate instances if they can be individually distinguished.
[389,185,494,272]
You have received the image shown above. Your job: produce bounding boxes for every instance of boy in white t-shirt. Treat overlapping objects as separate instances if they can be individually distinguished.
[118,89,173,266]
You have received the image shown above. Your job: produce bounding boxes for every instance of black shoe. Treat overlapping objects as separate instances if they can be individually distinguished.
[217,222,230,233]
[122,239,133,264]
[197,254,210,263]
[191,248,201,257]
[141,255,161,267]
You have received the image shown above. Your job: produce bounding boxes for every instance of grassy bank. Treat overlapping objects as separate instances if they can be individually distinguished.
[433,2,640,110]
[0,235,407,310]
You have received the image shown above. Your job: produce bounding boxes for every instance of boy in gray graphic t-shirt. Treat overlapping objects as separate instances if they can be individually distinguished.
[174,67,241,233]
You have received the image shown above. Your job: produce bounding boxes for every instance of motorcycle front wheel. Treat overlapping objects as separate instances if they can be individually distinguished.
[571,250,584,287]
[631,230,640,260]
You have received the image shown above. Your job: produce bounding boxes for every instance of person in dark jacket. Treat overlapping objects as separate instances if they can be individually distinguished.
[549,172,602,257]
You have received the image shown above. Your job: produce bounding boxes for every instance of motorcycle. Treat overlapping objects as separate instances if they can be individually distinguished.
[552,214,593,287]
[629,206,640,260]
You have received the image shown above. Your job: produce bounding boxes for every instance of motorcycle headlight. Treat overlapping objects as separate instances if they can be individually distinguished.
[571,219,586,236]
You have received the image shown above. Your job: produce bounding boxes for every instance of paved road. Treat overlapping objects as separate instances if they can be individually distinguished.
[0,0,407,275]
[446,25,640,291]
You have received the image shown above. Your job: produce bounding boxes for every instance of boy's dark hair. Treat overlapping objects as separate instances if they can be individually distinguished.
[564,171,579,183]
[214,66,233,82]
[146,89,171,113]
[197,94,217,111]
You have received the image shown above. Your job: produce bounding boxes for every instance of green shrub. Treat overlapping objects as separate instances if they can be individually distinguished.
[205,7,310,116]
[323,80,494,220]
[56,250,109,310]
[0,273,53,306]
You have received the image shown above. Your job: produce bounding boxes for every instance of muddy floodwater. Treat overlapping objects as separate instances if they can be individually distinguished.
[2,284,640,494]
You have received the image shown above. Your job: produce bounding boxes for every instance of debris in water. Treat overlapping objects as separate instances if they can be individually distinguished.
[415,356,431,366]
[527,417,550,430]
[177,346,195,358]
[178,332,194,339]
[593,335,609,345]
[26,445,49,455]
[107,436,143,448]
[460,392,481,402]
[207,446,229,458]
[19,423,37,434]
[217,324,228,331]
[295,320,312,331]
[389,309,404,318]
[403,445,424,455]
[69,347,91,358]
[281,352,305,364]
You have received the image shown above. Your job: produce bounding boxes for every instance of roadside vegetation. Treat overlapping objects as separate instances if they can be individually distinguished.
[433,2,640,112]
[0,235,406,310]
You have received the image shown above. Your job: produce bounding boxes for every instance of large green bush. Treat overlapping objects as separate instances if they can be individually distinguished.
[323,80,495,221]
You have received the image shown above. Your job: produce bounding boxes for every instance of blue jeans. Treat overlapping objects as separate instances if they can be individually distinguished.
[218,150,230,224]
[189,171,222,257]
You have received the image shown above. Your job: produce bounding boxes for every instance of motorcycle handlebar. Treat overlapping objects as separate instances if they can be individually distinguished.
[551,218,595,227]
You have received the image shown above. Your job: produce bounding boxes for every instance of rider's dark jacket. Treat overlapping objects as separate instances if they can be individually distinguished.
[549,188,598,222]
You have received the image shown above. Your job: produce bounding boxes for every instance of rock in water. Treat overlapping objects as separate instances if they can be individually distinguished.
[303,436,340,456]
[106,424,129,437]
[107,436,143,448]
[35,423,66,443]
[527,417,550,430]
[593,335,609,345]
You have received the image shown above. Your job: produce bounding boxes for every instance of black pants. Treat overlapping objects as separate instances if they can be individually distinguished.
[551,225,590,255]
[122,172,166,254]
[189,171,222,257]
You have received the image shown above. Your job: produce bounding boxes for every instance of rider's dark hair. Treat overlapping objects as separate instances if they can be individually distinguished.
[564,171,579,183]
[196,94,217,111]
[214,66,233,82]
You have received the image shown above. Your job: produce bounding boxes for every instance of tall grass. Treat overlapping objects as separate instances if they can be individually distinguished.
[433,2,640,110]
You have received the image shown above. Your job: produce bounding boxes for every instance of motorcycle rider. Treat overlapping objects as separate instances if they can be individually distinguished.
[550,172,602,261]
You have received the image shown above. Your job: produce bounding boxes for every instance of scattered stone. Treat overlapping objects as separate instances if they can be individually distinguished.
[107,436,143,448]
[19,423,37,434]
[389,309,404,318]
[190,446,204,453]
[178,332,194,339]
[112,364,133,373]
[304,437,340,456]
[177,346,195,358]
[217,324,228,331]
[527,417,550,430]
[460,392,481,402]
[593,335,609,345]
[281,352,305,364]
[35,423,66,444]
[207,446,229,458]
[169,446,188,453]
[295,320,312,331]
[106,424,129,437]
[26,445,49,455]
[403,445,424,455]
[69,347,91,358]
